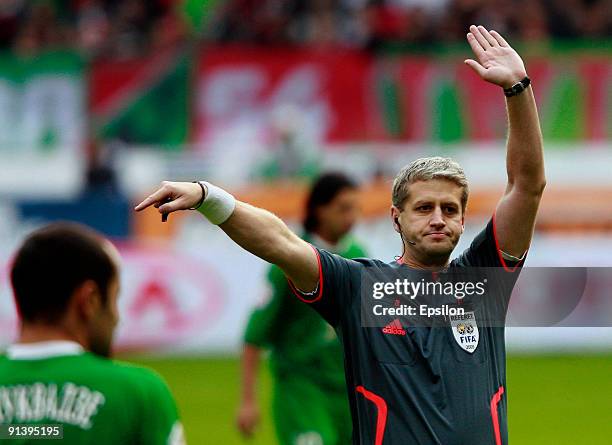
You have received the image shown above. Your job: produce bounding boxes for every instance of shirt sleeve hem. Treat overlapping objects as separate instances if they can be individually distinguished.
[287,244,324,304]
[492,211,526,273]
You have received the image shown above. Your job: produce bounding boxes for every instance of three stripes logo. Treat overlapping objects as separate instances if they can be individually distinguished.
[382,319,406,336]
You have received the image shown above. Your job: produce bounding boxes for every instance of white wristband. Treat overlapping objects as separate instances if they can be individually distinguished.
[196,181,236,225]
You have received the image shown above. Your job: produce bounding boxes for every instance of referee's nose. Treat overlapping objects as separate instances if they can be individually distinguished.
[429,207,446,229]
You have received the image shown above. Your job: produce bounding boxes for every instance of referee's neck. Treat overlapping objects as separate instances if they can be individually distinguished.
[400,254,450,271]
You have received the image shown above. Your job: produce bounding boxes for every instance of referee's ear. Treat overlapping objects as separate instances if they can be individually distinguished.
[390,206,402,233]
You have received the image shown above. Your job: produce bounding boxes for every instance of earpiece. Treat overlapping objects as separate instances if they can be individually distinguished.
[394,216,416,245]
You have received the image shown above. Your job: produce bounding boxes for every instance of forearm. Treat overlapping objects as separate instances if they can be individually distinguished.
[505,86,546,193]
[464,25,545,193]
[464,26,546,255]
[218,201,318,291]
[135,181,319,291]
[493,87,545,256]
[220,202,296,264]
[241,344,261,404]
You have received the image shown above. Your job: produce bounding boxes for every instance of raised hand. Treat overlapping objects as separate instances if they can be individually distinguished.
[134,181,205,215]
[465,25,527,89]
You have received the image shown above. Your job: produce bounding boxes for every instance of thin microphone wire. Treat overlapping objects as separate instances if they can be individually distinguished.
[395,230,407,262]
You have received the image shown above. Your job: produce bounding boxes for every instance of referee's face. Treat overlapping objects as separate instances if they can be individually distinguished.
[395,179,464,264]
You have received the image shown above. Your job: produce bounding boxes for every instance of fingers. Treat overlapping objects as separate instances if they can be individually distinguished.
[478,25,498,47]
[469,25,491,50]
[236,419,247,437]
[134,185,171,211]
[466,32,486,59]
[464,59,487,78]
[468,25,506,51]
[236,415,257,438]
[135,181,202,216]
[158,196,191,214]
[490,29,509,47]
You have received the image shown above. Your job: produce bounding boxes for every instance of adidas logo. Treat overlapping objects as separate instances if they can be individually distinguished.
[382,319,406,336]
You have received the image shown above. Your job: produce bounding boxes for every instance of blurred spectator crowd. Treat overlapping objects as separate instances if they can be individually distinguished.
[213,0,612,48]
[0,0,610,57]
[0,0,187,58]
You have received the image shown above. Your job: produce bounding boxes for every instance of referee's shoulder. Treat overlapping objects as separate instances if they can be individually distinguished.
[348,256,387,269]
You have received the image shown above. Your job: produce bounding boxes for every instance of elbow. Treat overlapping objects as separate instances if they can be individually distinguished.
[534,176,547,195]
[510,176,546,197]
[525,177,546,197]
[539,177,547,193]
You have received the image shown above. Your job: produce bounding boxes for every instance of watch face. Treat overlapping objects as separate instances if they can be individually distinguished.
[505,78,529,97]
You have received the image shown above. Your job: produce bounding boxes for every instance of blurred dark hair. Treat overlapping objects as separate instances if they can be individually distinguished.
[303,172,357,233]
[10,223,116,323]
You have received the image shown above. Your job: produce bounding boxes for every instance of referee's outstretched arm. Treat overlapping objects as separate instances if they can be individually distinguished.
[135,25,545,290]
[465,25,546,259]
[135,182,320,293]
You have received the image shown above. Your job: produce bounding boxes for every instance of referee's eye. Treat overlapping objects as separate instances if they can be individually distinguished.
[444,205,459,215]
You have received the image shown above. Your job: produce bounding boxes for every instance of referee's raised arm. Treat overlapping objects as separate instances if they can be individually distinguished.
[134,181,319,293]
[465,25,546,260]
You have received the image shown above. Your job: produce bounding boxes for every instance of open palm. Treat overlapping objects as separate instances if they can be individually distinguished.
[465,25,527,89]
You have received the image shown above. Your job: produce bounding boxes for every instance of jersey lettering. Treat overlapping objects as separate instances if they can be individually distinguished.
[0,382,105,429]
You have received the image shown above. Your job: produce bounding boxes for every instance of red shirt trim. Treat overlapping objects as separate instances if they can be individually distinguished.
[492,212,524,273]
[356,385,388,445]
[287,244,324,304]
[490,385,505,445]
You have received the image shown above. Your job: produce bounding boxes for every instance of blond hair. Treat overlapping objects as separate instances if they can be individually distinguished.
[392,157,469,210]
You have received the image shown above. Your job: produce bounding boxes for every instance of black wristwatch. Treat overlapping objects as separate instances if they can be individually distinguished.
[503,76,531,97]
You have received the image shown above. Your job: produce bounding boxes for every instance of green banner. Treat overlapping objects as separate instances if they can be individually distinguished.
[0,50,85,152]
[374,56,611,143]
[1,47,609,153]
[91,50,190,150]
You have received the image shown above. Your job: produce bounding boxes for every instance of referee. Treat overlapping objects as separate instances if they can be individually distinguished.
[137,25,545,445]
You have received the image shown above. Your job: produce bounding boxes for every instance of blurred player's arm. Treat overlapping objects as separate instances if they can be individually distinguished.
[237,267,285,437]
[465,25,546,258]
[237,344,262,437]
[135,182,319,292]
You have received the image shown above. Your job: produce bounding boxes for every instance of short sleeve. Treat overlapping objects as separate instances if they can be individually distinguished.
[453,216,526,318]
[454,216,526,271]
[287,247,360,327]
[138,370,185,445]
[243,266,287,347]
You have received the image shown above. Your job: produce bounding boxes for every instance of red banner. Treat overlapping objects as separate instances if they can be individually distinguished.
[193,46,373,147]
[85,46,611,146]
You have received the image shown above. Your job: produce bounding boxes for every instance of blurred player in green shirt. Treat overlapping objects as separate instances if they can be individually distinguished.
[0,223,185,444]
[236,173,366,445]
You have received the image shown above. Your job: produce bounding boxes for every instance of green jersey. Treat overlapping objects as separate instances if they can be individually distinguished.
[244,234,367,389]
[0,341,184,445]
